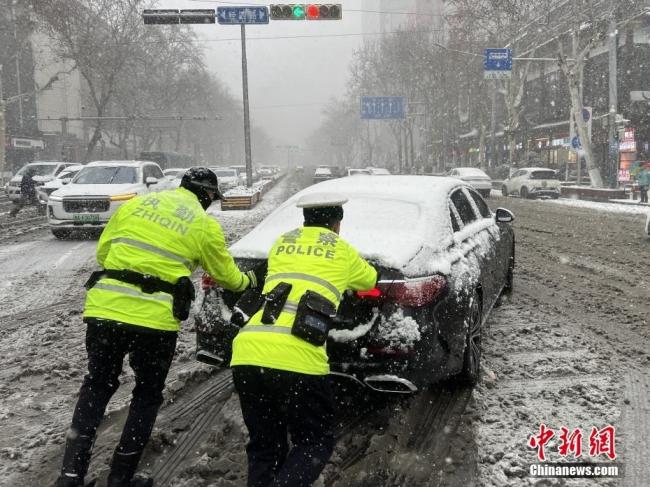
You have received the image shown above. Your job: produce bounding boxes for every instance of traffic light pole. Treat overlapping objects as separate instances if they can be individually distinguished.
[241,24,253,188]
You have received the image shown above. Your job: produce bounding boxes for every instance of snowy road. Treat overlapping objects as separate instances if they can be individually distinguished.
[1,186,649,486]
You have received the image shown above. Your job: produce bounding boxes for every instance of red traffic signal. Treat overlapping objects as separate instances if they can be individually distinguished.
[305,4,342,20]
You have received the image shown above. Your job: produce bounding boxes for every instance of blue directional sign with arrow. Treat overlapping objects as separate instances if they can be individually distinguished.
[217,6,269,24]
[360,96,405,120]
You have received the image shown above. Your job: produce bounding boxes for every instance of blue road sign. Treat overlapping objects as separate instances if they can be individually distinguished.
[571,136,581,150]
[217,6,269,24]
[484,48,513,70]
[361,96,405,120]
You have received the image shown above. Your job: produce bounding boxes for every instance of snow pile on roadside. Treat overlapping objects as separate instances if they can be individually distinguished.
[544,197,649,215]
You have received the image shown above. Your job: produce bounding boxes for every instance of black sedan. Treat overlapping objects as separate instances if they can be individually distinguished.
[196,175,515,393]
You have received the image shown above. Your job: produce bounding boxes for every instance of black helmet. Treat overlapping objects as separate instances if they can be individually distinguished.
[180,167,222,210]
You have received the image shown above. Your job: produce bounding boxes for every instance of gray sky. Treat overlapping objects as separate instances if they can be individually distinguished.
[157,0,372,147]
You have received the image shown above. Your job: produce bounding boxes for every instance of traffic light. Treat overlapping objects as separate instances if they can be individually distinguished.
[270,4,306,20]
[142,9,216,25]
[305,4,342,20]
[179,9,215,24]
[142,9,179,24]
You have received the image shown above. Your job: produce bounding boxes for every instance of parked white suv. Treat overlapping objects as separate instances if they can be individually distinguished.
[7,161,77,202]
[501,168,561,199]
[47,160,164,239]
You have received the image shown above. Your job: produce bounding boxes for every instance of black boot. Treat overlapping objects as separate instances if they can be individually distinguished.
[55,434,95,487]
[107,450,152,487]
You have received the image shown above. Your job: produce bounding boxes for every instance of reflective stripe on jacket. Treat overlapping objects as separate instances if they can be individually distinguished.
[230,226,377,375]
[84,187,250,331]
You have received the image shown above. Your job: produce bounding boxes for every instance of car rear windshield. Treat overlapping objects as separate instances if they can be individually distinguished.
[16,164,58,177]
[530,170,558,180]
[214,169,238,178]
[73,166,138,184]
[458,168,488,178]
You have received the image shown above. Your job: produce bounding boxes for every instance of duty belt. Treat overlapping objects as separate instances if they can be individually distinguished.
[84,269,175,295]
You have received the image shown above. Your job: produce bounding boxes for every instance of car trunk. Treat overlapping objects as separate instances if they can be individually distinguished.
[196,257,443,391]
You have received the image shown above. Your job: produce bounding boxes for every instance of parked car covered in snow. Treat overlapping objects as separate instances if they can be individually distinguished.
[210,167,241,192]
[447,167,492,198]
[36,164,85,205]
[348,168,372,176]
[501,167,561,199]
[313,166,334,184]
[47,160,164,239]
[196,176,515,392]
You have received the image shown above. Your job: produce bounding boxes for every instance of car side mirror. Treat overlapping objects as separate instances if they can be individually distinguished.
[145,176,158,186]
[62,178,71,185]
[495,208,515,223]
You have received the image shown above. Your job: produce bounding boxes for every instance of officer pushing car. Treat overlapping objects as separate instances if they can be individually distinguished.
[229,193,378,487]
[55,167,258,487]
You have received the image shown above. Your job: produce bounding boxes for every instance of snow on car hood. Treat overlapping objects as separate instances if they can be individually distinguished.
[230,176,487,276]
[52,183,144,197]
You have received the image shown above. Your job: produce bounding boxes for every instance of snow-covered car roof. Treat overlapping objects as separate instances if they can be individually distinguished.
[230,176,468,273]
[85,160,153,167]
[519,167,557,173]
[455,167,489,177]
[314,167,332,176]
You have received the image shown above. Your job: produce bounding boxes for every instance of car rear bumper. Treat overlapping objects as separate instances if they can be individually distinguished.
[530,187,560,196]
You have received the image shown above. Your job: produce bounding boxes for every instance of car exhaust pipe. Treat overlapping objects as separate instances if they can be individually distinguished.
[364,375,418,394]
[196,349,226,367]
[329,371,417,394]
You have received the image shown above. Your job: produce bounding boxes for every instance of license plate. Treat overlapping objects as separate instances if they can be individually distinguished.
[73,214,100,223]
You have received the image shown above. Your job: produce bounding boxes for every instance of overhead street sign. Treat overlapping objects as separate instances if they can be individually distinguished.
[484,48,512,80]
[360,96,405,120]
[217,6,269,24]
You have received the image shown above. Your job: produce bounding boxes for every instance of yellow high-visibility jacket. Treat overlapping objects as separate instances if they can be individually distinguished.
[84,187,250,331]
[230,226,377,375]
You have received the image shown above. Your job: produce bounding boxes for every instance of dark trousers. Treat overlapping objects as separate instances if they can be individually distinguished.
[640,185,648,203]
[9,195,36,217]
[61,321,177,479]
[232,366,335,487]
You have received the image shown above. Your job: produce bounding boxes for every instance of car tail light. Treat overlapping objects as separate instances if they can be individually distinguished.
[356,275,447,307]
[201,272,216,290]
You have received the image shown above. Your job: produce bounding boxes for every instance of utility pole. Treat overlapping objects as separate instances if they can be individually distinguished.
[241,24,253,188]
[0,65,5,186]
[490,83,497,168]
[607,3,618,188]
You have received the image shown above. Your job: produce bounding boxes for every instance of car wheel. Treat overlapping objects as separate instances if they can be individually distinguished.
[519,186,529,199]
[459,289,482,385]
[501,185,508,197]
[51,228,70,239]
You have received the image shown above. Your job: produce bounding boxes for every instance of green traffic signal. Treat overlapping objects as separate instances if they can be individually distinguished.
[292,4,305,18]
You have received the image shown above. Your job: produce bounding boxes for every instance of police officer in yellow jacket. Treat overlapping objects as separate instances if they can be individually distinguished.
[56,168,257,487]
[230,193,377,487]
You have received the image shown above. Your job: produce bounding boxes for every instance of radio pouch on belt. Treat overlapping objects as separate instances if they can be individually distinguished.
[173,276,195,321]
[292,291,337,346]
[230,288,266,328]
[261,282,292,324]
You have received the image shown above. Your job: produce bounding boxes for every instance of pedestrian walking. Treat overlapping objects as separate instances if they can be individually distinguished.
[637,167,650,204]
[9,167,37,217]
[55,167,259,487]
[230,193,378,487]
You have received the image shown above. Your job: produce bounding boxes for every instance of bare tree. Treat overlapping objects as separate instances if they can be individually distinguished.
[32,0,149,160]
